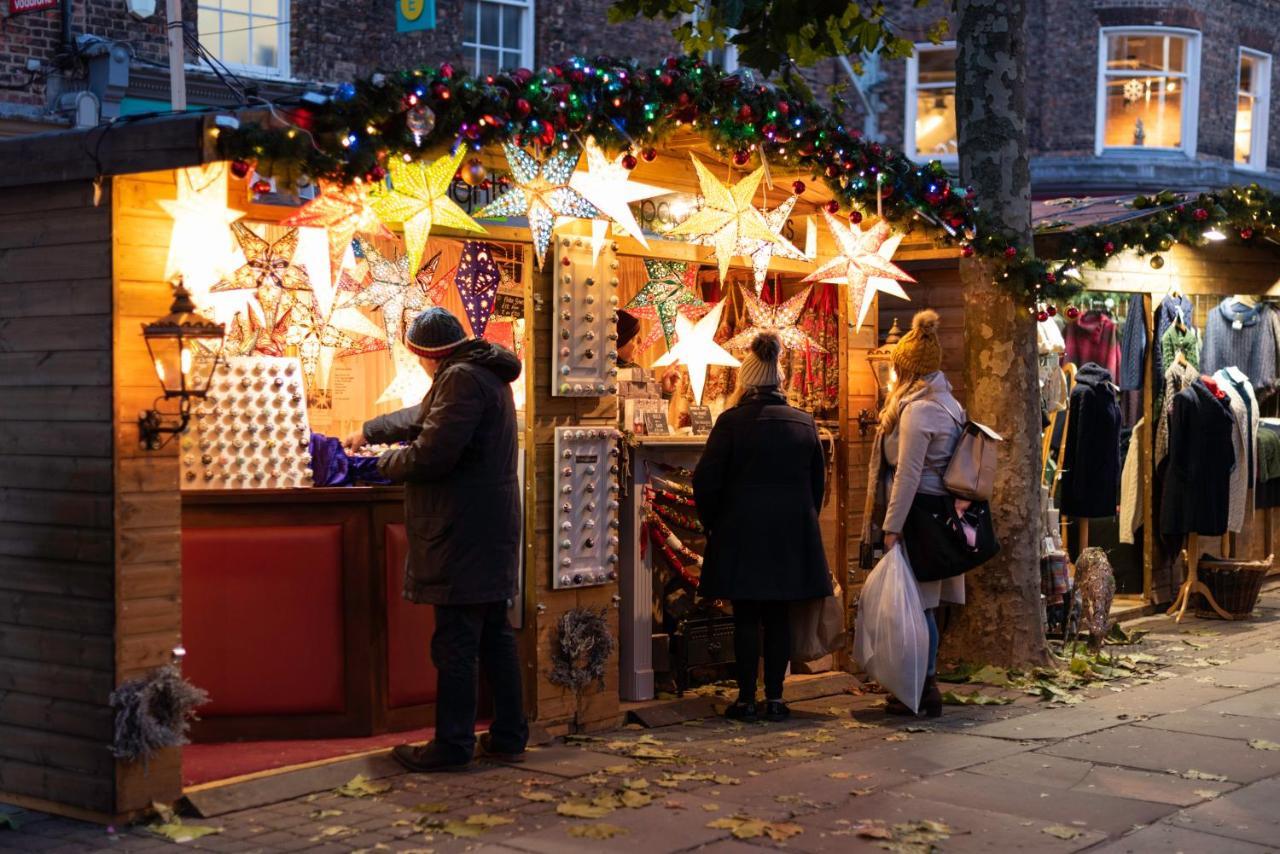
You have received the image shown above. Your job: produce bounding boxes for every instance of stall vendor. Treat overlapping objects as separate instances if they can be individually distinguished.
[617,310,641,369]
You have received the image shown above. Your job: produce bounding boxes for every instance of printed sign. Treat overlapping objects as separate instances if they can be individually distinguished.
[689,406,714,435]
[396,0,435,32]
[494,292,524,319]
[9,0,59,13]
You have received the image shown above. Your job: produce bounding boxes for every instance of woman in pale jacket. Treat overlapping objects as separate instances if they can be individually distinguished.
[875,310,965,717]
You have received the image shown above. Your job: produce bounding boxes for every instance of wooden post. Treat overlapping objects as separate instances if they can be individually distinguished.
[1140,292,1155,603]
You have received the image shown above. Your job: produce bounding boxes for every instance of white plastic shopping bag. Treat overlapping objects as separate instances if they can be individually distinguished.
[853,545,929,713]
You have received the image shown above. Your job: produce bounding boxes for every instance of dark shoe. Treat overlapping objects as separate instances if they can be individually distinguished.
[884,695,917,716]
[392,742,471,773]
[920,676,943,718]
[723,700,757,721]
[477,731,526,763]
[762,700,790,722]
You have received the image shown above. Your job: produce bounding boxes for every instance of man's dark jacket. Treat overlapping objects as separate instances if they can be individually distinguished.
[364,340,522,605]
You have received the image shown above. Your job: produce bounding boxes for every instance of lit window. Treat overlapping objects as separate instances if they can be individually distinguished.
[1236,49,1272,170]
[905,43,958,161]
[197,0,289,77]
[1096,28,1200,154]
[462,0,534,76]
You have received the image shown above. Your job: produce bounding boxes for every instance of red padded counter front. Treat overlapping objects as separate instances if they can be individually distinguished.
[385,523,437,707]
[183,524,346,717]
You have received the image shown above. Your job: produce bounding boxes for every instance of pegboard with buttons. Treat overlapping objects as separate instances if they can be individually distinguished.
[553,426,623,589]
[180,356,314,490]
[552,235,620,397]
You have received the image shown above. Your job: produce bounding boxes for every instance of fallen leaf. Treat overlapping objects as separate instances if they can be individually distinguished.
[942,690,1014,706]
[149,821,223,843]
[435,820,484,839]
[519,790,555,802]
[1249,739,1280,751]
[603,764,634,774]
[622,777,649,790]
[1042,824,1082,840]
[410,802,450,814]
[557,800,615,819]
[903,725,933,733]
[309,826,355,841]
[828,771,852,780]
[854,820,893,840]
[708,816,804,842]
[464,814,514,829]
[1179,769,1229,782]
[581,773,609,785]
[712,774,741,785]
[309,809,344,820]
[968,665,1016,688]
[619,790,652,809]
[335,774,391,798]
[851,787,876,797]
[1194,789,1221,799]
[568,823,628,839]
[884,733,910,742]
[781,748,820,758]
[702,803,720,812]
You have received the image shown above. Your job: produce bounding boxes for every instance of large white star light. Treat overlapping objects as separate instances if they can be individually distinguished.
[158,164,245,297]
[739,195,810,295]
[652,300,740,405]
[803,209,915,332]
[569,138,670,262]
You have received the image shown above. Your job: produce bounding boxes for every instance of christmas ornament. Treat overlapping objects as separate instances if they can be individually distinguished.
[624,259,708,352]
[282,182,393,287]
[212,223,315,334]
[351,237,444,345]
[724,286,824,353]
[803,209,915,333]
[734,194,809,295]
[1149,254,1165,269]
[669,155,778,283]
[476,143,600,268]
[283,293,387,390]
[406,103,436,141]
[568,138,670,263]
[1066,306,1080,319]
[158,164,245,297]
[377,341,433,408]
[652,300,739,405]
[370,147,486,276]
[454,241,503,338]
[462,158,487,186]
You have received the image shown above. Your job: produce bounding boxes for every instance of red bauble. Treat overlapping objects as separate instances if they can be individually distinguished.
[961,244,975,258]
[665,57,679,70]
[431,82,450,100]
[366,165,387,181]
[641,147,657,162]
[791,179,806,195]
[1037,311,1049,322]
[870,143,882,156]
[658,73,674,87]
[1004,246,1018,258]
[439,63,455,80]
[251,178,272,195]
[1242,228,1255,240]
[825,200,840,214]
[621,153,638,170]
[677,92,691,106]
[737,104,753,122]
[733,150,750,167]
[1193,207,1209,221]
[1046,272,1056,284]
[824,163,839,179]
[550,83,571,102]
[849,211,863,224]
[570,69,586,84]
[511,68,532,85]
[514,98,532,117]
[776,100,790,116]
[230,159,252,179]
[1103,241,1115,254]
[538,123,556,146]
[561,256,572,267]
[1066,306,1080,319]
[1047,305,1058,317]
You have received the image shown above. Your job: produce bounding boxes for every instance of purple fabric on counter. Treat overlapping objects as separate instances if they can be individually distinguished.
[309,432,395,486]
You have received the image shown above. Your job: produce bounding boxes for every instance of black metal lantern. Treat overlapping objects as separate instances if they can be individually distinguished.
[138,278,225,450]
[857,318,902,436]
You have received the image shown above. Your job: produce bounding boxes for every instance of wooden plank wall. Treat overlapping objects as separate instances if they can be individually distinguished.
[0,179,118,815]
[111,171,185,812]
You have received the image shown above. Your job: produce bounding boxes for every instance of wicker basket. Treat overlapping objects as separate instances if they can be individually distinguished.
[1191,555,1272,620]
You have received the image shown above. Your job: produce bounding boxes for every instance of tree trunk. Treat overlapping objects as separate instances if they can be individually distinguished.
[942,0,1050,667]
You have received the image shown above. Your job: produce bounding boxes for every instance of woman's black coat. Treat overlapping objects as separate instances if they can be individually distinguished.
[693,388,833,601]
[1160,379,1236,537]
[1059,362,1123,519]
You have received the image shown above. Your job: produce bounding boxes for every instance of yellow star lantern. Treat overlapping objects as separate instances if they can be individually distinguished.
[569,138,670,263]
[804,209,914,332]
[283,182,393,286]
[670,155,778,284]
[371,147,486,276]
[158,164,245,297]
[652,300,740,405]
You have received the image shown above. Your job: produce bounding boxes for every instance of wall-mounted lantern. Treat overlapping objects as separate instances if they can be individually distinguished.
[138,278,225,450]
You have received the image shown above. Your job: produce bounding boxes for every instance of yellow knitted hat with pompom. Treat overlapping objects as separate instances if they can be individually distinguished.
[892,309,943,377]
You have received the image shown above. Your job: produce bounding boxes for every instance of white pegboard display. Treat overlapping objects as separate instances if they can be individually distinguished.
[181,356,314,490]
[552,235,620,397]
[553,426,622,589]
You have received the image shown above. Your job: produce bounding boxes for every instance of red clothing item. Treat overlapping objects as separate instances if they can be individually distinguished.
[1066,311,1121,381]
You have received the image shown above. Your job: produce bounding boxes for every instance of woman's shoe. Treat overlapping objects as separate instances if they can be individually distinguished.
[723,700,758,721]
[762,700,790,722]
[920,676,943,718]
[883,695,917,716]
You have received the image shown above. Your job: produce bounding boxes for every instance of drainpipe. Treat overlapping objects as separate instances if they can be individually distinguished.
[837,54,880,140]
[61,0,73,49]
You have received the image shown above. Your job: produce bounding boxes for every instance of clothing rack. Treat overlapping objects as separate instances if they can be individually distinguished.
[1168,534,1230,622]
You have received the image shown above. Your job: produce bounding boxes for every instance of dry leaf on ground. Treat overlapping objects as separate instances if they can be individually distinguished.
[1178,769,1229,781]
[335,774,391,798]
[1042,824,1082,840]
[568,823,628,839]
[708,816,804,842]
[149,821,223,843]
[309,809,343,820]
[556,800,616,819]
[520,790,556,802]
[1249,739,1280,751]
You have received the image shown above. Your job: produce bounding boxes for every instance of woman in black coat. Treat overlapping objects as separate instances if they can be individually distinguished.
[693,332,832,722]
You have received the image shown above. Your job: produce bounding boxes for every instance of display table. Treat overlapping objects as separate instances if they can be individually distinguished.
[181,487,435,742]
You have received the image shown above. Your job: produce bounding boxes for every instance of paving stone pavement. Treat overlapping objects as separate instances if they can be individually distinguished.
[5,587,1280,853]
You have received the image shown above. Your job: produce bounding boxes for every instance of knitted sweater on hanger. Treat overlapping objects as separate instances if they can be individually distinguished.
[1155,360,1201,464]
[1202,300,1278,393]
[1160,323,1201,375]
[1153,294,1194,396]
[1118,293,1147,391]
[1066,311,1120,380]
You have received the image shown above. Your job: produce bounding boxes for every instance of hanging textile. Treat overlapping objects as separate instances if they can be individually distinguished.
[1256,423,1280,509]
[1160,378,1236,537]
[1118,418,1144,544]
[1152,293,1195,401]
[1118,293,1147,391]
[1202,299,1278,394]
[1058,362,1122,519]
[1065,310,1120,381]
[1160,323,1201,375]
[1155,360,1201,464]
[785,282,839,413]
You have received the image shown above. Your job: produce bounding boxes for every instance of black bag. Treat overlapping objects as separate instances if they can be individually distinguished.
[901,492,1000,582]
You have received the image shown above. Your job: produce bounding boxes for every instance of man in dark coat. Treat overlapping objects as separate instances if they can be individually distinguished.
[693,332,831,722]
[345,307,527,771]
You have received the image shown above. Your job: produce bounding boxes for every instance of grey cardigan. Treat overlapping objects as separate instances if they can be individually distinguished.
[882,372,965,534]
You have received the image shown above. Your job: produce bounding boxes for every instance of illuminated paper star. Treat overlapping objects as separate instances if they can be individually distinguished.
[349,237,443,345]
[670,156,778,283]
[377,342,433,409]
[623,259,709,352]
[475,143,600,268]
[212,223,314,330]
[569,138,670,262]
[371,147,486,276]
[158,164,245,296]
[804,210,914,332]
[724,286,824,353]
[653,301,739,405]
[283,182,393,285]
[738,195,810,295]
[284,294,387,390]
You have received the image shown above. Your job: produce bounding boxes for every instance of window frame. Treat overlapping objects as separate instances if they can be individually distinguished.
[1236,46,1272,171]
[1094,26,1201,157]
[460,0,536,77]
[904,40,958,165]
[195,0,291,80]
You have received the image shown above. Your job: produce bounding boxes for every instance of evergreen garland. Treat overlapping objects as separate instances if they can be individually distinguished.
[549,607,616,692]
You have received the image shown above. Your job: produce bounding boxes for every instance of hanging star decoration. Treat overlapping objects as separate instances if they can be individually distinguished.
[455,241,503,338]
[377,341,433,409]
[370,147,486,276]
[804,210,915,332]
[283,181,393,284]
[158,164,245,297]
[739,195,810,296]
[212,222,314,332]
[724,286,825,353]
[475,143,600,268]
[569,138,670,262]
[623,259,709,353]
[652,300,739,405]
[670,155,778,283]
[283,294,387,391]
[349,237,444,346]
